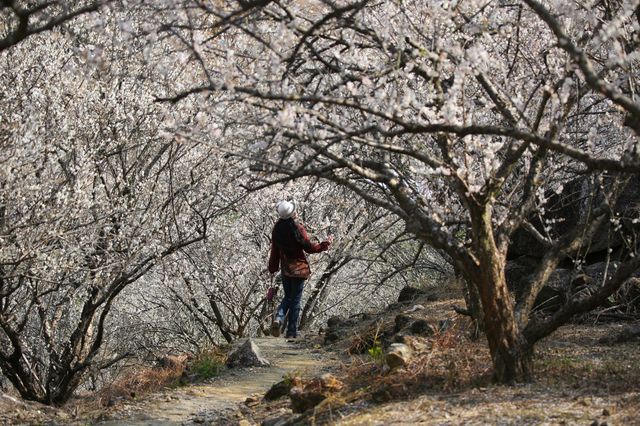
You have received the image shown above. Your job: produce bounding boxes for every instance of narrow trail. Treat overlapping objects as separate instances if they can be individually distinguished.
[98,337,337,425]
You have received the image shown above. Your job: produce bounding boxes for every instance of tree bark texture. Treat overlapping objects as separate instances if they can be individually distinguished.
[468,204,533,383]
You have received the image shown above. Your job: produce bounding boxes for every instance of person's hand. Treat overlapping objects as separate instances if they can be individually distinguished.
[321,235,333,251]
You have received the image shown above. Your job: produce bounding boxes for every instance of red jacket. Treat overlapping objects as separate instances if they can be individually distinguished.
[268,219,329,279]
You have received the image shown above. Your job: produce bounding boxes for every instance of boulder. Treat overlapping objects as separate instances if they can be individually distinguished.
[226,339,270,368]
[505,256,540,298]
[385,343,412,370]
[509,175,640,260]
[532,268,572,312]
[507,261,625,314]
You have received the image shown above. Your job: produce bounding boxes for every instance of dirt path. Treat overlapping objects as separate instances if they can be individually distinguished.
[97,337,336,425]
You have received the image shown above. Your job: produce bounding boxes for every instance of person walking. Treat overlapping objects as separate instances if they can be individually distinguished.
[267,200,332,339]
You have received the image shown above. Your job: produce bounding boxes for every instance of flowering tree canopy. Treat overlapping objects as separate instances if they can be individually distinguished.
[1,0,640,402]
[158,0,640,382]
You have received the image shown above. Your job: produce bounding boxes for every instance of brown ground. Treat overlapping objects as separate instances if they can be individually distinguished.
[1,297,639,425]
[245,298,640,425]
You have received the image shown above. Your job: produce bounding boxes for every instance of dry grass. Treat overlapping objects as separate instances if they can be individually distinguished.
[288,299,640,425]
[96,347,226,407]
[97,363,185,406]
[339,317,491,404]
[348,321,385,355]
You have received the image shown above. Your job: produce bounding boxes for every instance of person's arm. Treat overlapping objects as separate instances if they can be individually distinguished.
[296,223,331,253]
[268,240,280,273]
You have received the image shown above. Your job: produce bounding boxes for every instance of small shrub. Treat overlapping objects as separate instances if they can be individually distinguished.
[283,370,302,386]
[190,347,226,379]
[367,339,384,364]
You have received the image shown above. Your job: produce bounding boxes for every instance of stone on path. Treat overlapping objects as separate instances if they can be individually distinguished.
[226,338,271,368]
[385,343,412,370]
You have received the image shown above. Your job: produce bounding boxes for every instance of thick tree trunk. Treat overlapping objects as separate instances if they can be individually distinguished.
[469,204,533,383]
[483,289,533,383]
[472,268,533,383]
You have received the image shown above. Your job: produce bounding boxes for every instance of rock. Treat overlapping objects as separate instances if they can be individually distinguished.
[394,314,412,332]
[324,330,341,344]
[289,386,326,413]
[385,343,412,369]
[324,316,358,344]
[226,339,270,368]
[504,176,640,318]
[398,286,425,303]
[371,384,394,403]
[327,316,345,329]
[262,415,295,426]
[403,304,425,313]
[508,260,625,315]
[582,262,618,288]
[505,256,539,298]
[409,319,435,336]
[509,175,640,260]
[395,315,436,337]
[288,374,344,413]
[244,396,260,405]
[264,377,301,401]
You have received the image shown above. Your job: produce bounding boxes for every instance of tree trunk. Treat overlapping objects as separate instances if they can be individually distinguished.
[459,269,483,339]
[299,261,338,330]
[482,287,533,383]
[469,203,533,383]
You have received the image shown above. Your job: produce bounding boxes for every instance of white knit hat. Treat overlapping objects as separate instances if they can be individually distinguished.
[276,200,295,219]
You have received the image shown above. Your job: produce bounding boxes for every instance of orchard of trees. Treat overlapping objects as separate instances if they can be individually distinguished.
[1,0,639,405]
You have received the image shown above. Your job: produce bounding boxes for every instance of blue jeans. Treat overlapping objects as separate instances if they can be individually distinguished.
[276,275,305,338]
